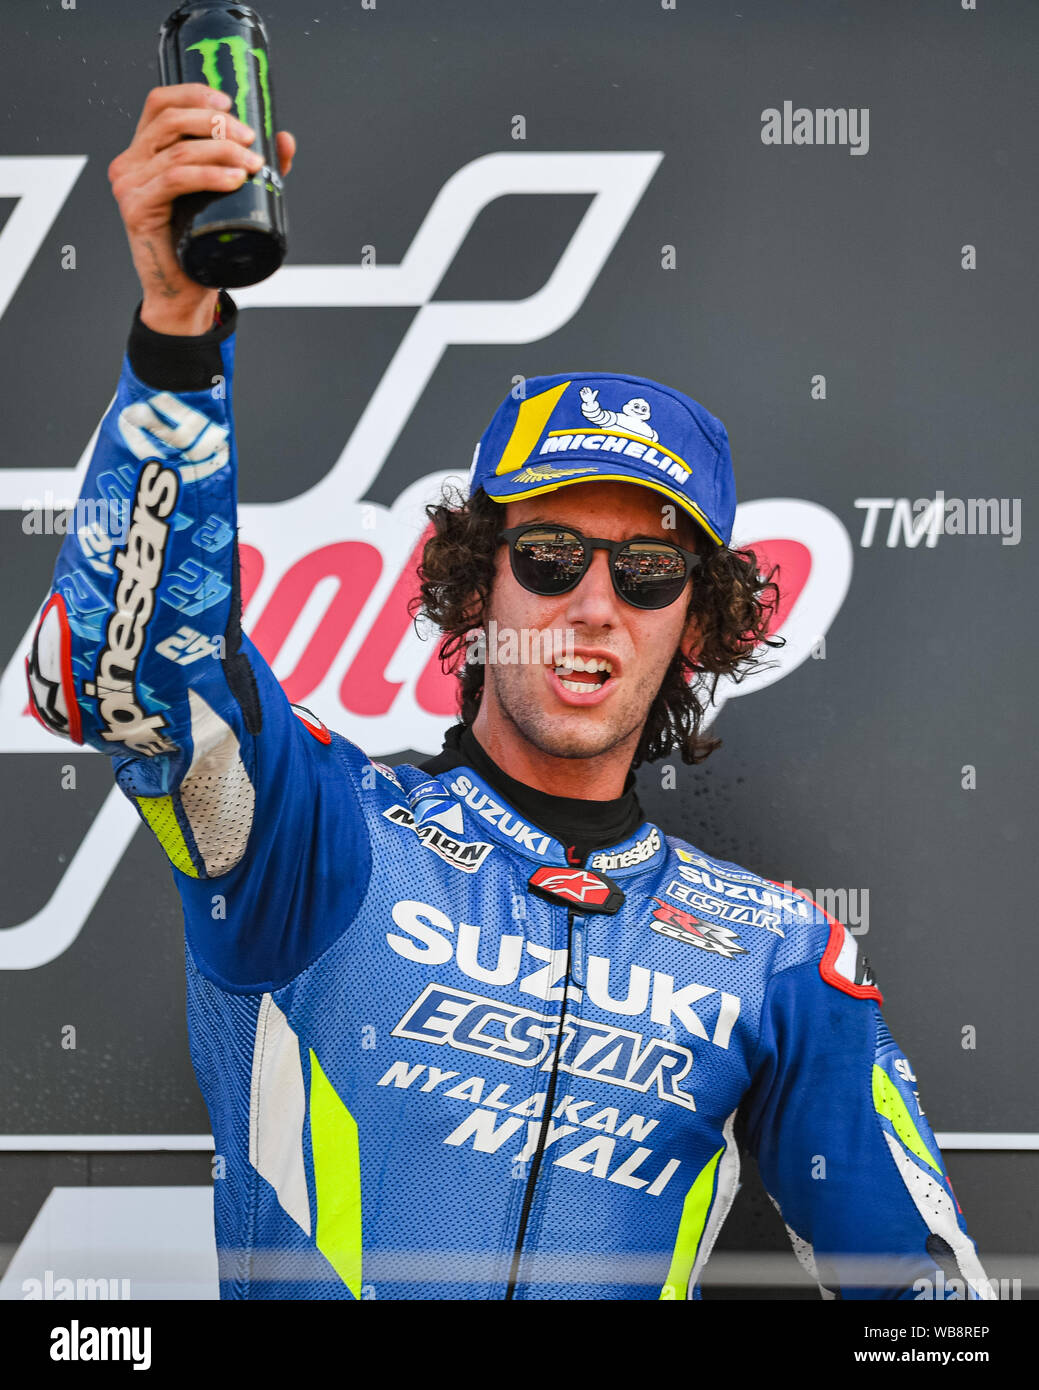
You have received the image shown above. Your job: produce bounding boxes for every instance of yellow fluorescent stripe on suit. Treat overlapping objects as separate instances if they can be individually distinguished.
[134,795,199,877]
[660,1146,723,1299]
[872,1064,941,1174]
[309,1047,363,1298]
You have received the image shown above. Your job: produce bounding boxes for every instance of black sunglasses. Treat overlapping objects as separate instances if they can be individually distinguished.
[498,524,702,610]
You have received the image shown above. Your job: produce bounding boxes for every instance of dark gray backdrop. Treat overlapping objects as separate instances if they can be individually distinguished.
[1,0,1035,1295]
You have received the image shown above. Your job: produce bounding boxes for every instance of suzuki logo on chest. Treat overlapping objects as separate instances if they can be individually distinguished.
[447,775,553,855]
[385,899,742,1046]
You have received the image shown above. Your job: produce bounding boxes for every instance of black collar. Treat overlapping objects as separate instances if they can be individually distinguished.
[421,724,643,865]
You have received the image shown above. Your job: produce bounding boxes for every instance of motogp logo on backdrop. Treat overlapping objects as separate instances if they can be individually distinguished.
[0,150,853,970]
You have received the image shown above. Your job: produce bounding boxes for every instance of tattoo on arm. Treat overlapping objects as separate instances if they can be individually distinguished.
[141,238,181,300]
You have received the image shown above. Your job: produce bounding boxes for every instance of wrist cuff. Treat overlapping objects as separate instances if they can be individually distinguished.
[127,290,238,392]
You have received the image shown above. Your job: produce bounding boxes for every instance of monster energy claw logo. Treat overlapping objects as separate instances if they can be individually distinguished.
[188,35,273,139]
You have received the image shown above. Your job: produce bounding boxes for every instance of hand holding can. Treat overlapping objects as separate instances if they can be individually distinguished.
[158,1,289,289]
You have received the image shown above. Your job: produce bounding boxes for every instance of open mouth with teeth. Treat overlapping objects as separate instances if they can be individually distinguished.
[553,655,614,694]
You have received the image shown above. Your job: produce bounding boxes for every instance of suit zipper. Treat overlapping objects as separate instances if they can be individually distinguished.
[504,900,577,1299]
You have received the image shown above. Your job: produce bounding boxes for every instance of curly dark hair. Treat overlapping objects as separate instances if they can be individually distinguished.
[412,485,783,766]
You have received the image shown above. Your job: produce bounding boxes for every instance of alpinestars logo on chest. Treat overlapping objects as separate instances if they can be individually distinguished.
[528,867,625,915]
[650,899,748,958]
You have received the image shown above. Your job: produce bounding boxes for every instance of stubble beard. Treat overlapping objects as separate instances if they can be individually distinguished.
[487,659,649,764]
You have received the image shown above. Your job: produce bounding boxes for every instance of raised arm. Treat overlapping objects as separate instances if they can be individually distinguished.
[26,88,370,992]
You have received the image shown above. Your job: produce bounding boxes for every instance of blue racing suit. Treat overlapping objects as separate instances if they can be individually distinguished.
[26,293,992,1301]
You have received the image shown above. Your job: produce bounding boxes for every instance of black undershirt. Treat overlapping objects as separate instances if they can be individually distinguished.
[422,724,643,866]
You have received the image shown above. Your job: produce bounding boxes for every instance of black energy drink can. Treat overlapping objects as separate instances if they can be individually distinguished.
[158,2,287,288]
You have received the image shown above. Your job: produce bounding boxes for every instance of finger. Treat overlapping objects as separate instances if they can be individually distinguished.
[114,136,260,207]
[112,136,255,205]
[275,130,296,177]
[142,106,256,157]
[158,137,265,179]
[134,83,231,139]
[134,162,253,213]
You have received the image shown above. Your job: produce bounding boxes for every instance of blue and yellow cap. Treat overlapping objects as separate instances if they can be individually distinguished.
[468,372,737,546]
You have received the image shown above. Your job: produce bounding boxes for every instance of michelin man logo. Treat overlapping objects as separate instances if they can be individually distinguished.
[579,386,658,441]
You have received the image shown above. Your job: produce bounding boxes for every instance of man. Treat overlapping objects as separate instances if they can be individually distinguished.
[26,84,990,1301]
